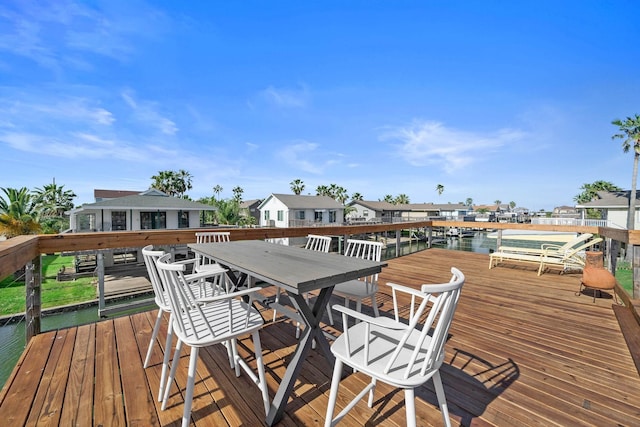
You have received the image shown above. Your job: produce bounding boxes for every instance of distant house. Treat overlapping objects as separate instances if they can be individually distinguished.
[347,200,401,223]
[575,190,639,229]
[552,205,579,218]
[240,199,262,224]
[401,203,468,221]
[68,189,217,232]
[258,194,344,228]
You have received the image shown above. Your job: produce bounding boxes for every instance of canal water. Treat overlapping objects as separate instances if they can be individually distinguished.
[0,232,498,388]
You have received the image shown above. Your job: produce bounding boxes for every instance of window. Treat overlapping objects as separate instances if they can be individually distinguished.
[140,211,167,229]
[277,210,283,221]
[295,210,305,220]
[264,210,270,220]
[314,211,323,222]
[178,210,189,228]
[111,211,127,231]
[329,210,337,223]
[363,210,369,217]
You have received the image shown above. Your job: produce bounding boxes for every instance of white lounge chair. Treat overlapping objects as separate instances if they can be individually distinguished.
[496,232,593,256]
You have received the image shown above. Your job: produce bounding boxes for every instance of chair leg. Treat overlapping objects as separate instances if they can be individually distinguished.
[158,318,174,401]
[252,331,270,416]
[144,308,164,368]
[162,338,183,410]
[273,287,281,322]
[432,370,452,427]
[404,388,416,427]
[371,295,379,317]
[324,358,344,427]
[180,346,199,427]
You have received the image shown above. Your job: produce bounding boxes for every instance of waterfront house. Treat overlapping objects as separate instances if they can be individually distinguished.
[68,189,217,232]
[575,190,640,229]
[258,193,344,228]
[347,200,401,223]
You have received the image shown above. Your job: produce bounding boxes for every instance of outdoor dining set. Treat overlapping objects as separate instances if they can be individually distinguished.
[142,232,466,427]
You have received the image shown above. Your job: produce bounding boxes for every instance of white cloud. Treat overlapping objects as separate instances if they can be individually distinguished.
[121,90,178,135]
[383,120,526,173]
[260,85,309,108]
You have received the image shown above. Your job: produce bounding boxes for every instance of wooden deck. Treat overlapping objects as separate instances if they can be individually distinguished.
[1,248,639,426]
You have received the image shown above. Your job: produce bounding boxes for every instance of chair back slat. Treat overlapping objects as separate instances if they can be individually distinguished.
[142,245,169,309]
[195,232,230,268]
[383,268,465,379]
[343,239,383,291]
[305,234,331,252]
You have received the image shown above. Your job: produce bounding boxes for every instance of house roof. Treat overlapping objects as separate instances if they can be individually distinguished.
[258,194,344,210]
[403,202,467,211]
[70,190,216,213]
[240,199,262,209]
[576,190,639,208]
[349,200,398,211]
[94,189,141,201]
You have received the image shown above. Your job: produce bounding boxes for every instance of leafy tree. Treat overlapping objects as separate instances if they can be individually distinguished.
[290,179,305,195]
[509,201,516,210]
[436,184,444,196]
[0,187,42,238]
[214,198,242,225]
[151,169,193,198]
[465,197,473,207]
[395,194,410,204]
[494,199,502,206]
[232,186,244,202]
[612,114,640,229]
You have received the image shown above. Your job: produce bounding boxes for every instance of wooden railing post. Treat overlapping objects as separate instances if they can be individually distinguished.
[395,229,401,257]
[97,252,105,316]
[634,245,640,299]
[25,256,42,342]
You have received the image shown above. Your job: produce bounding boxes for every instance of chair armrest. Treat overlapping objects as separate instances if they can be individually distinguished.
[385,281,426,299]
[184,270,227,282]
[332,304,405,330]
[197,287,260,303]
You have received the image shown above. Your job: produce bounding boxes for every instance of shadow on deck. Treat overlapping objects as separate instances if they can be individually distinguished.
[1,249,639,426]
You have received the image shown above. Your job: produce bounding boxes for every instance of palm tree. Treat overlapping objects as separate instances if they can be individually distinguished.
[382,194,394,203]
[351,192,363,202]
[290,179,305,195]
[33,180,76,217]
[212,185,223,200]
[215,198,241,225]
[0,187,42,238]
[465,197,473,207]
[232,186,244,202]
[151,170,193,198]
[395,194,410,204]
[436,184,444,196]
[612,114,640,230]
[316,185,330,197]
[494,199,502,206]
[333,186,349,204]
[509,201,516,210]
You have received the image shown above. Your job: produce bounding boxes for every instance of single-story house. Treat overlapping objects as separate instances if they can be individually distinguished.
[258,194,344,228]
[68,189,217,232]
[400,203,468,221]
[346,201,402,223]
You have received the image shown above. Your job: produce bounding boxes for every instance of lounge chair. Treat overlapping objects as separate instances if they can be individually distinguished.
[496,233,593,256]
[490,236,602,275]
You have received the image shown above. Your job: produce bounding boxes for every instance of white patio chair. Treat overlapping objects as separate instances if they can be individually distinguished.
[156,253,270,427]
[193,231,230,274]
[141,245,230,402]
[324,267,465,427]
[330,239,384,322]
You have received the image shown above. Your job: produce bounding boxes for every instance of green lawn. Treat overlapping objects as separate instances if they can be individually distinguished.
[615,264,633,295]
[0,255,97,316]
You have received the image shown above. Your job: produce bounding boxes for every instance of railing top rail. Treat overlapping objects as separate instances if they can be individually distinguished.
[2,220,640,281]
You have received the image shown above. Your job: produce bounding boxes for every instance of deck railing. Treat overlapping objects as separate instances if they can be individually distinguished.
[1,220,639,341]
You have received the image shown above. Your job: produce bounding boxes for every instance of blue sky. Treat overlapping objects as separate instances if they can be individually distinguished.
[1,1,638,211]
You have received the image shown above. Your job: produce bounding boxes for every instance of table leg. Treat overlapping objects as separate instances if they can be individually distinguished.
[265,286,335,426]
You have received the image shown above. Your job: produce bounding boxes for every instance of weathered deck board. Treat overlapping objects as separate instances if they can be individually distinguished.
[1,248,639,426]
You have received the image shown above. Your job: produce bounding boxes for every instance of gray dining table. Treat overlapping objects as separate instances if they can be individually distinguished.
[188,239,386,426]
